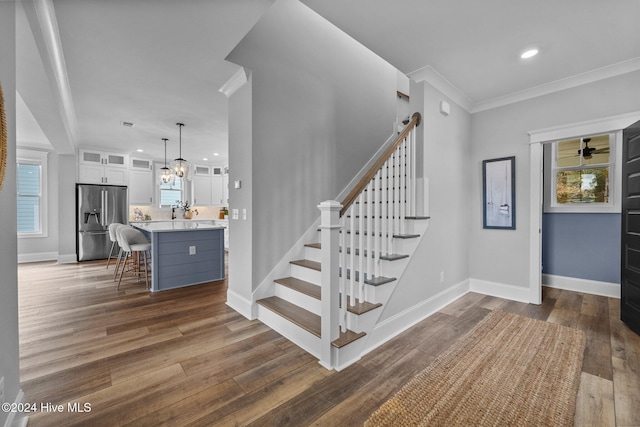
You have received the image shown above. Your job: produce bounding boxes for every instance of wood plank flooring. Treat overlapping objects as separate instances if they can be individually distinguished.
[17,261,640,426]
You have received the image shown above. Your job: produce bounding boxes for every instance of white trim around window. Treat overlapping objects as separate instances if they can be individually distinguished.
[543,131,622,213]
[16,148,49,238]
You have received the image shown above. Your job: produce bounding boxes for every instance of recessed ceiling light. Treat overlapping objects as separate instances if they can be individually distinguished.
[202,157,208,161]
[136,149,144,152]
[213,153,220,156]
[520,49,539,59]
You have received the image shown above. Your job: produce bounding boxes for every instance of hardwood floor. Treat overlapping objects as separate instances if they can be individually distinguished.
[17,261,640,426]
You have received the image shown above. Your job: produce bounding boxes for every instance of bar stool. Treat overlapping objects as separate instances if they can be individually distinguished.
[106,223,123,269]
[115,226,151,290]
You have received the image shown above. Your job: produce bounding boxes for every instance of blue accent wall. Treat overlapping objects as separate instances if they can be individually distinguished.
[542,213,620,283]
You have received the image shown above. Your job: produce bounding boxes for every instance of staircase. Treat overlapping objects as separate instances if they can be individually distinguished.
[256,113,429,370]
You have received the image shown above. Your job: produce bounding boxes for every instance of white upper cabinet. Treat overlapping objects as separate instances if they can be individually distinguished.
[78,149,128,185]
[191,165,228,206]
[129,158,154,204]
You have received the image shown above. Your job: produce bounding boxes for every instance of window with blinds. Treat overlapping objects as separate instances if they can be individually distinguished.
[16,149,48,237]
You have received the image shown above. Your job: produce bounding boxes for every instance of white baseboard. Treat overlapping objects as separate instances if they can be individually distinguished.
[542,274,620,298]
[17,252,57,264]
[363,279,470,355]
[3,390,28,427]
[469,278,531,303]
[226,289,255,320]
[57,253,77,264]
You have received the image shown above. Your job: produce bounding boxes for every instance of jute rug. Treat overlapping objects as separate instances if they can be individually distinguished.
[365,310,586,427]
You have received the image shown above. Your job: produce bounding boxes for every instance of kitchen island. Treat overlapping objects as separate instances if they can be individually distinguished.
[132,221,225,292]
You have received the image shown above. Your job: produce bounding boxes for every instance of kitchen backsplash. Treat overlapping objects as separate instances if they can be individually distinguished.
[129,205,226,221]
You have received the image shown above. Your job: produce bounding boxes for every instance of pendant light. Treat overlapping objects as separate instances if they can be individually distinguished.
[173,122,190,178]
[159,138,174,184]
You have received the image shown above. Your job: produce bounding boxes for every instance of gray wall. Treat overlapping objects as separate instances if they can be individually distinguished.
[0,1,21,422]
[542,213,620,283]
[470,71,640,289]
[226,0,397,292]
[380,80,472,320]
[57,154,76,260]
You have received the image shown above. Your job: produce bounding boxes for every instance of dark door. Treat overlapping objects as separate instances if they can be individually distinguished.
[621,119,640,335]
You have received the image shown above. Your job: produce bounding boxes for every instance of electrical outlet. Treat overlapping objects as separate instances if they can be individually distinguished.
[189,246,196,255]
[0,376,5,405]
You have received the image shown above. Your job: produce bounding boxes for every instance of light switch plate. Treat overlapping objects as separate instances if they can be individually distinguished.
[189,246,196,255]
[234,180,241,189]
[242,209,247,220]
[232,209,239,220]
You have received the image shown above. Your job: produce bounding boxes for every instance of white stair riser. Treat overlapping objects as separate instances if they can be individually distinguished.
[367,281,396,304]
[346,308,380,333]
[290,264,321,284]
[332,337,365,371]
[274,283,321,315]
[304,246,322,263]
[257,305,322,359]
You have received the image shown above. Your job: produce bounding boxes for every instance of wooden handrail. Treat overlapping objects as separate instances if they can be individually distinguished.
[340,112,421,217]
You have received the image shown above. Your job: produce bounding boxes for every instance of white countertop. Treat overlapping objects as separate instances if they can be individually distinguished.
[132,221,224,232]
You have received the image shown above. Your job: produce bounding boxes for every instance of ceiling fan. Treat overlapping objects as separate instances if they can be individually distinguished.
[577,138,609,159]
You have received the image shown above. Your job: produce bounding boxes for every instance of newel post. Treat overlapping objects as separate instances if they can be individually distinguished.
[317,200,342,370]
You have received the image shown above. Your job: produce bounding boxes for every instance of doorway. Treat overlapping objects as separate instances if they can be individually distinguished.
[529,112,640,304]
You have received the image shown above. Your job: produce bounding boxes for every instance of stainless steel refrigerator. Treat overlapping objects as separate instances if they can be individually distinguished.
[76,184,128,261]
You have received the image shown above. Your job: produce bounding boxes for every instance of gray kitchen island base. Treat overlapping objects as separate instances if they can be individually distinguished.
[133,222,225,292]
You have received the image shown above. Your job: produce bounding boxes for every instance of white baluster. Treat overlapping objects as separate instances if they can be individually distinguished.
[381,159,388,257]
[410,128,417,217]
[374,169,381,281]
[406,133,413,218]
[339,213,346,332]
[366,180,373,300]
[400,139,406,234]
[357,191,364,305]
[388,154,394,254]
[349,202,355,307]
[393,149,399,246]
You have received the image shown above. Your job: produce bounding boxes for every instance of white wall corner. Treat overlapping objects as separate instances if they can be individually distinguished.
[542,274,620,299]
[218,68,249,98]
[469,278,531,303]
[226,289,255,320]
[363,279,470,355]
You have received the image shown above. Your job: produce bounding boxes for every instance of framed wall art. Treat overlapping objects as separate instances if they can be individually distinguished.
[483,156,515,230]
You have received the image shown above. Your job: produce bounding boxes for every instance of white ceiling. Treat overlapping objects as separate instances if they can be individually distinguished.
[302,0,640,112]
[16,0,640,162]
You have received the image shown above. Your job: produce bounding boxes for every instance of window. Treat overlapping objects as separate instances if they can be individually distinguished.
[17,149,48,237]
[159,175,183,208]
[544,132,620,213]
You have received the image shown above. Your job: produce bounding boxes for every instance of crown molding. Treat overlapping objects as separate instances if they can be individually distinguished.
[219,67,249,98]
[472,57,640,114]
[407,65,473,112]
[409,58,640,115]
